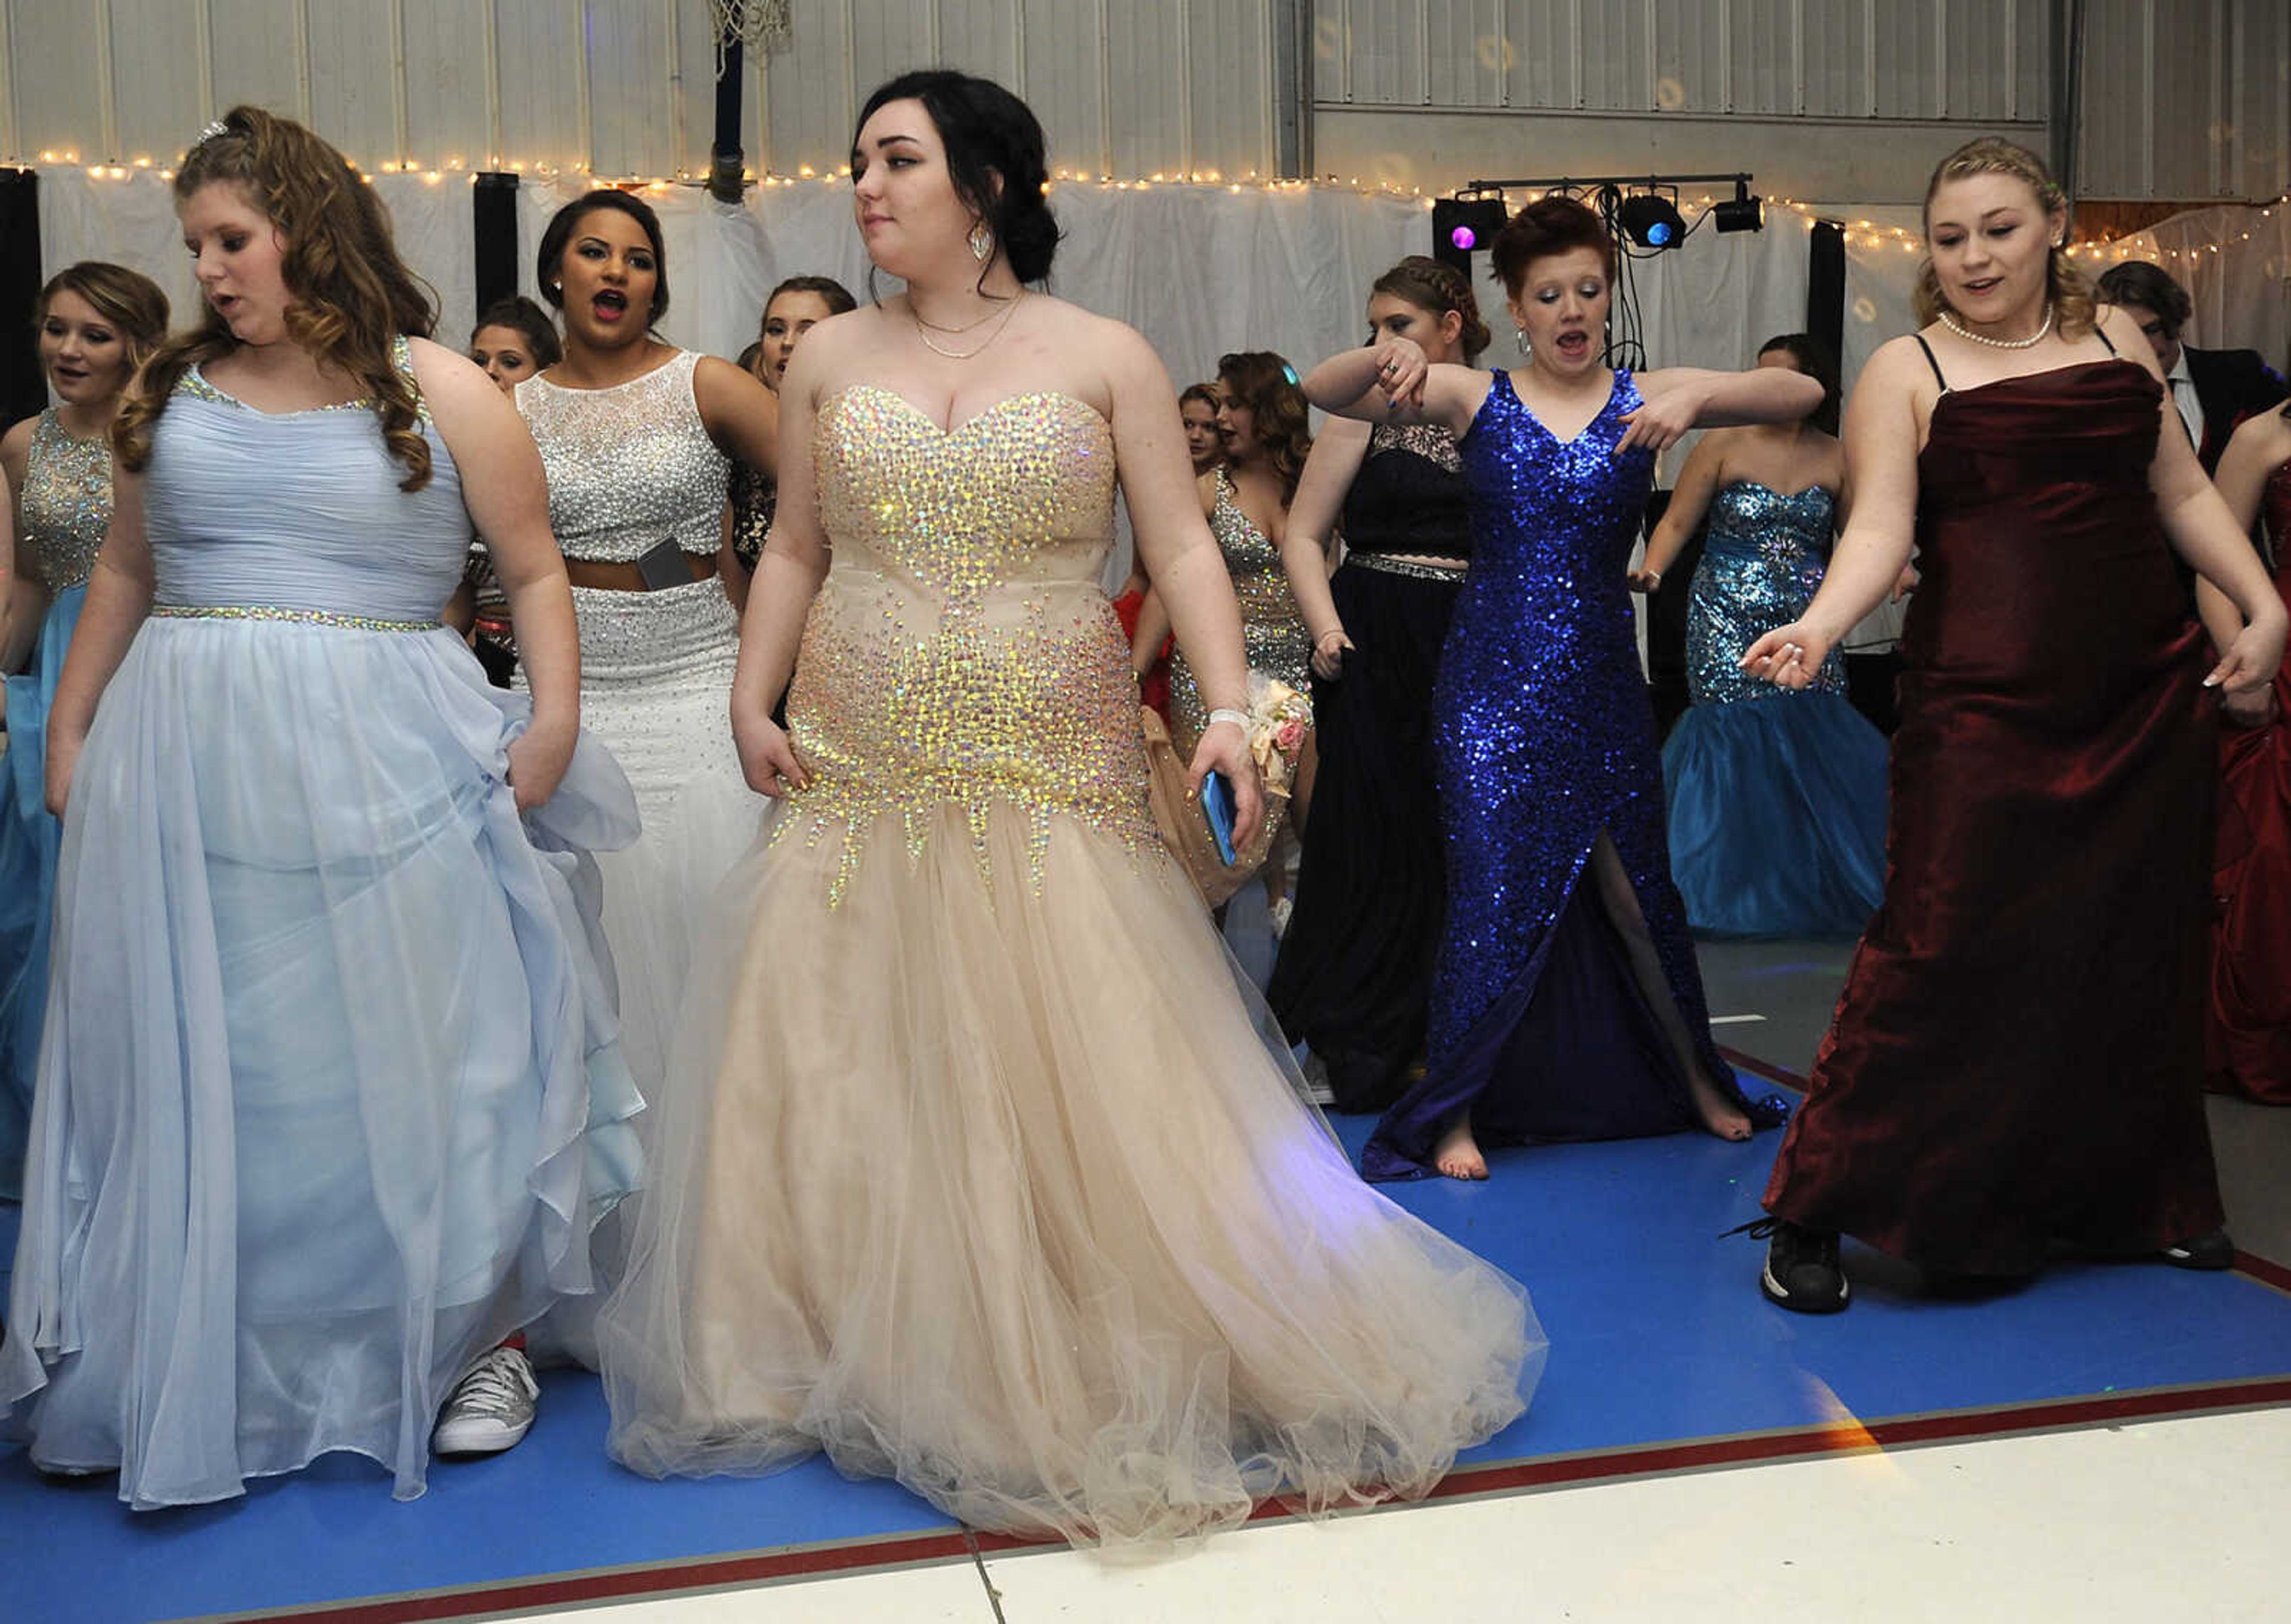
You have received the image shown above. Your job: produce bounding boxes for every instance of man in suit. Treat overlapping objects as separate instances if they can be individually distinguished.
[2097,260,2287,474]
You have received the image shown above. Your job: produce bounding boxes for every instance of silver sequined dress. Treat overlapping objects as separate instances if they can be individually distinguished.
[517,351,763,1096]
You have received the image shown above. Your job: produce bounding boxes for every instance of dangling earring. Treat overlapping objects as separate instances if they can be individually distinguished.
[968,220,994,262]
[1515,325,1531,359]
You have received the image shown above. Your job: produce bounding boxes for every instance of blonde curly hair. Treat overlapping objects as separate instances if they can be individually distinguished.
[1912,137,2096,341]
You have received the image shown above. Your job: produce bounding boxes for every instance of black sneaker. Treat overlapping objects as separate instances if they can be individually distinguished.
[2160,1228,2236,1271]
[1746,1218,1850,1313]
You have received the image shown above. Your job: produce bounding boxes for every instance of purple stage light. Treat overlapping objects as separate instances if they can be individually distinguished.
[1449,225,1479,252]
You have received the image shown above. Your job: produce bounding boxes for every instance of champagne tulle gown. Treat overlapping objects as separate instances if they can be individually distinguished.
[595,385,1540,1547]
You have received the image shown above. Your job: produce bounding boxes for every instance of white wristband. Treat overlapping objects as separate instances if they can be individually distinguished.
[1206,707,1251,733]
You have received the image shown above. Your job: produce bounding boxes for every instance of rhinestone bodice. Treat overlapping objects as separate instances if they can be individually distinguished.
[517,350,729,562]
[15,410,113,594]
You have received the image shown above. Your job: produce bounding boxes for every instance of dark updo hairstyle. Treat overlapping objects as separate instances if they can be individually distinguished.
[536,189,669,325]
[2093,260,2192,339]
[852,69,1061,288]
[1756,332,1840,422]
[470,294,561,368]
[1217,351,1313,502]
[35,261,171,375]
[1489,196,1614,298]
[1370,254,1491,362]
[115,106,439,490]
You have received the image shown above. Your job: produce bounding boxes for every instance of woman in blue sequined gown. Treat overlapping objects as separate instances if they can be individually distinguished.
[0,263,168,1197]
[1305,197,1820,1181]
[597,71,1537,1549]
[1633,335,1889,937]
[2,110,640,1508]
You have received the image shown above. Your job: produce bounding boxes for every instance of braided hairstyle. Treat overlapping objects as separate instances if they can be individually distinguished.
[1913,137,2095,341]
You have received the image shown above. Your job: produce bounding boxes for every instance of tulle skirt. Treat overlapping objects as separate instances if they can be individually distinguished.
[2,615,644,1508]
[1661,689,1889,938]
[0,582,84,1196]
[596,798,1540,1549]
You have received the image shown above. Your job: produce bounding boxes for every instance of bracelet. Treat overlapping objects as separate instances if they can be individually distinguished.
[1206,707,1251,733]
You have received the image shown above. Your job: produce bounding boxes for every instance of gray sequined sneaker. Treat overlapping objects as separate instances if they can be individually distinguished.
[433,1344,539,1456]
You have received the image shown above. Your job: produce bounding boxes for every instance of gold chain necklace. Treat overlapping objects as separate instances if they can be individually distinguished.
[912,292,1024,360]
[909,299,1005,335]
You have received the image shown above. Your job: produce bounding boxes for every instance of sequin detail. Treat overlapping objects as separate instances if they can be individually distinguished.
[177,335,431,424]
[1423,368,1729,1098]
[1685,482,1844,705]
[1167,468,1314,751]
[1346,552,1466,583]
[149,603,442,631]
[16,410,112,593]
[778,385,1160,904]
[517,351,729,563]
[729,459,774,571]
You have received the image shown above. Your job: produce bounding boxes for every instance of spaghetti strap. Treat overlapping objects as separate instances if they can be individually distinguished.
[1912,334,1950,393]
[2095,326,2117,356]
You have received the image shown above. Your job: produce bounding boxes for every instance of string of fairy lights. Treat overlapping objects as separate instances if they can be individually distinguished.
[16,143,2287,270]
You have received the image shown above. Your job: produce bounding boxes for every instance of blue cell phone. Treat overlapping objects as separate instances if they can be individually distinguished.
[1200,770,1238,866]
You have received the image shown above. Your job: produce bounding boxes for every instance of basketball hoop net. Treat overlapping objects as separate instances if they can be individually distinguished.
[708,0,791,75]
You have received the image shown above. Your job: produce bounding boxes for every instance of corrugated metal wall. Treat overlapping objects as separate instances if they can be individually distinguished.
[0,2,2283,198]
[2076,0,2291,199]
[1314,0,2048,123]
[0,0,1277,182]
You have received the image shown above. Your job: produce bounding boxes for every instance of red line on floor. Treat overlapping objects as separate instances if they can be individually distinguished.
[225,1375,2291,1622]
[1719,1045,1811,1093]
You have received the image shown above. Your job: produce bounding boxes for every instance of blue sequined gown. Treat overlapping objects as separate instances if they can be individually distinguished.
[1364,371,1781,1180]
[3,342,644,1508]
[0,412,109,1196]
[1660,482,1888,937]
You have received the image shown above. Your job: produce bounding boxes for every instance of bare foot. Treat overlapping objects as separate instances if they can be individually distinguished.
[1689,1067,1753,1141]
[1432,1117,1488,1180]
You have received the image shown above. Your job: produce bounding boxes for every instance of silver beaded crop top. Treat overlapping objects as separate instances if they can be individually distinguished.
[16,409,115,593]
[515,349,730,563]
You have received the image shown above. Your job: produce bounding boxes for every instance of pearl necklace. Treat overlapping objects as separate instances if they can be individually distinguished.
[1938,302,2054,350]
[912,292,1024,360]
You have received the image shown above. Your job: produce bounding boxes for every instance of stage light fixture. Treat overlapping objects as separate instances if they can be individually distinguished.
[1713,179,1764,233]
[1617,192,1685,251]
[1432,193,1509,274]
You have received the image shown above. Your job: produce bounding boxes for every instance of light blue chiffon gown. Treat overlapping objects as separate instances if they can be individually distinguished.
[2,340,644,1508]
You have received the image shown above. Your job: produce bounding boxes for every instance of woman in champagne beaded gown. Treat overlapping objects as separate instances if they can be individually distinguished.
[2198,403,2291,1103]
[1305,198,1820,1182]
[1743,140,2285,1311]
[2,109,640,1506]
[0,263,168,1196]
[595,70,1539,1549]
[1632,334,1889,938]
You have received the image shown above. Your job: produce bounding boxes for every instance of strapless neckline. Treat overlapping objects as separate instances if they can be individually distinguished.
[1724,480,1834,505]
[825,382,1110,440]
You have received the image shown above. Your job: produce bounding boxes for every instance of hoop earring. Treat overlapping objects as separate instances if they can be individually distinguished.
[968,220,993,262]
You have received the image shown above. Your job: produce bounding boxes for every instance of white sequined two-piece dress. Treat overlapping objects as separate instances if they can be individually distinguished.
[517,352,764,1094]
[594,384,1540,1548]
[3,338,642,1507]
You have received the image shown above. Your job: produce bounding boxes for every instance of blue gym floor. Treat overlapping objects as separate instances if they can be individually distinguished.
[5,957,2290,1624]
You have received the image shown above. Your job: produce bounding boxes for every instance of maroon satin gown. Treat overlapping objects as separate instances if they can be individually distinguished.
[1764,357,2225,1274]
[2206,449,2291,1103]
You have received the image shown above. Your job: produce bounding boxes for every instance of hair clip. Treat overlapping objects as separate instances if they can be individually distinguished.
[194,119,229,145]
[1280,362,1300,386]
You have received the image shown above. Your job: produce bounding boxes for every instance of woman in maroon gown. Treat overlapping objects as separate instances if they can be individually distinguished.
[1739,139,2287,1311]
[2202,404,2291,1104]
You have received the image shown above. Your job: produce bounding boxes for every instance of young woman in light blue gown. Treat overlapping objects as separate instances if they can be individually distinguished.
[0,263,168,1197]
[1,107,642,1509]
[1632,334,1890,937]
